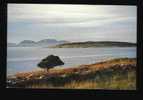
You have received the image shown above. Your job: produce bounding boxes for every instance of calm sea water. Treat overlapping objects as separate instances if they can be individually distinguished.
[7,47,136,75]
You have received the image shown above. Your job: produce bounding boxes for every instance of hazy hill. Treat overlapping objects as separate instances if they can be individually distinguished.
[8,39,69,47]
[51,41,136,48]
[7,43,17,47]
[17,40,37,47]
[36,39,68,47]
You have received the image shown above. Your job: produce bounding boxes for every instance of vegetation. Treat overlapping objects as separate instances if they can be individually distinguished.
[7,58,136,90]
[51,41,136,48]
[37,55,64,72]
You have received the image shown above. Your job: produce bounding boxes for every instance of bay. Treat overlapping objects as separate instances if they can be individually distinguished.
[7,47,136,75]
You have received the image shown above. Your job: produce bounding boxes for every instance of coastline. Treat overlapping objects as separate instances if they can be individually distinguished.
[7,58,136,89]
[50,41,136,48]
[7,46,136,76]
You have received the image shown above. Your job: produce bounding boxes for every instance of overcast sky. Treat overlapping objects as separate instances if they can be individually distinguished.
[8,4,137,43]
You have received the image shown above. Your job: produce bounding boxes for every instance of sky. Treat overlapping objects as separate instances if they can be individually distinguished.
[8,4,137,43]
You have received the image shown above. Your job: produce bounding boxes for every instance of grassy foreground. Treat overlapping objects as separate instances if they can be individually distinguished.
[7,58,136,90]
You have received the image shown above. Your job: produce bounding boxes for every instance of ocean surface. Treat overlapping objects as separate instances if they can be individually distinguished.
[7,47,136,75]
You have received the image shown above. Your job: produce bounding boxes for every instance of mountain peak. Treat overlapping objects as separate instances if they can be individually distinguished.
[37,39,58,43]
[19,40,36,44]
[12,39,69,47]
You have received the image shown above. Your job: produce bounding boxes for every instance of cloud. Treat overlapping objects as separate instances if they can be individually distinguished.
[8,4,136,23]
[8,4,137,43]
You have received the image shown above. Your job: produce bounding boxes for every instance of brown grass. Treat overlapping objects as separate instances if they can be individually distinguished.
[13,58,136,80]
[26,70,136,90]
[7,58,136,90]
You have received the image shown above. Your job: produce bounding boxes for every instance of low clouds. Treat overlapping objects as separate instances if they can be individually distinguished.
[8,4,137,43]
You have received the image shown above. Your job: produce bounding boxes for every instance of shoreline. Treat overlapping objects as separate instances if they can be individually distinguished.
[7,57,136,89]
[7,56,136,76]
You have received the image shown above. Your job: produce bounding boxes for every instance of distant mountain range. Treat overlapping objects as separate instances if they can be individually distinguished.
[8,39,69,47]
[51,41,136,48]
[8,40,136,48]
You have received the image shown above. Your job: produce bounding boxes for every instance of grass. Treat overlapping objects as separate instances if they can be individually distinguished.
[26,68,136,90]
[7,58,136,90]
[94,70,136,90]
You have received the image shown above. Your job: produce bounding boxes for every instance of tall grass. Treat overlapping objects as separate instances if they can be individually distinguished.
[8,58,136,90]
[27,70,136,90]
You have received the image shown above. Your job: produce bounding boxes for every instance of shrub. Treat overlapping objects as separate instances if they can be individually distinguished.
[38,55,64,71]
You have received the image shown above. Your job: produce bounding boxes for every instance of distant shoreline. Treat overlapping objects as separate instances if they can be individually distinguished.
[8,41,136,48]
[50,41,136,48]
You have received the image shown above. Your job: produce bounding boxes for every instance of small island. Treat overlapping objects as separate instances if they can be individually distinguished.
[50,41,136,48]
